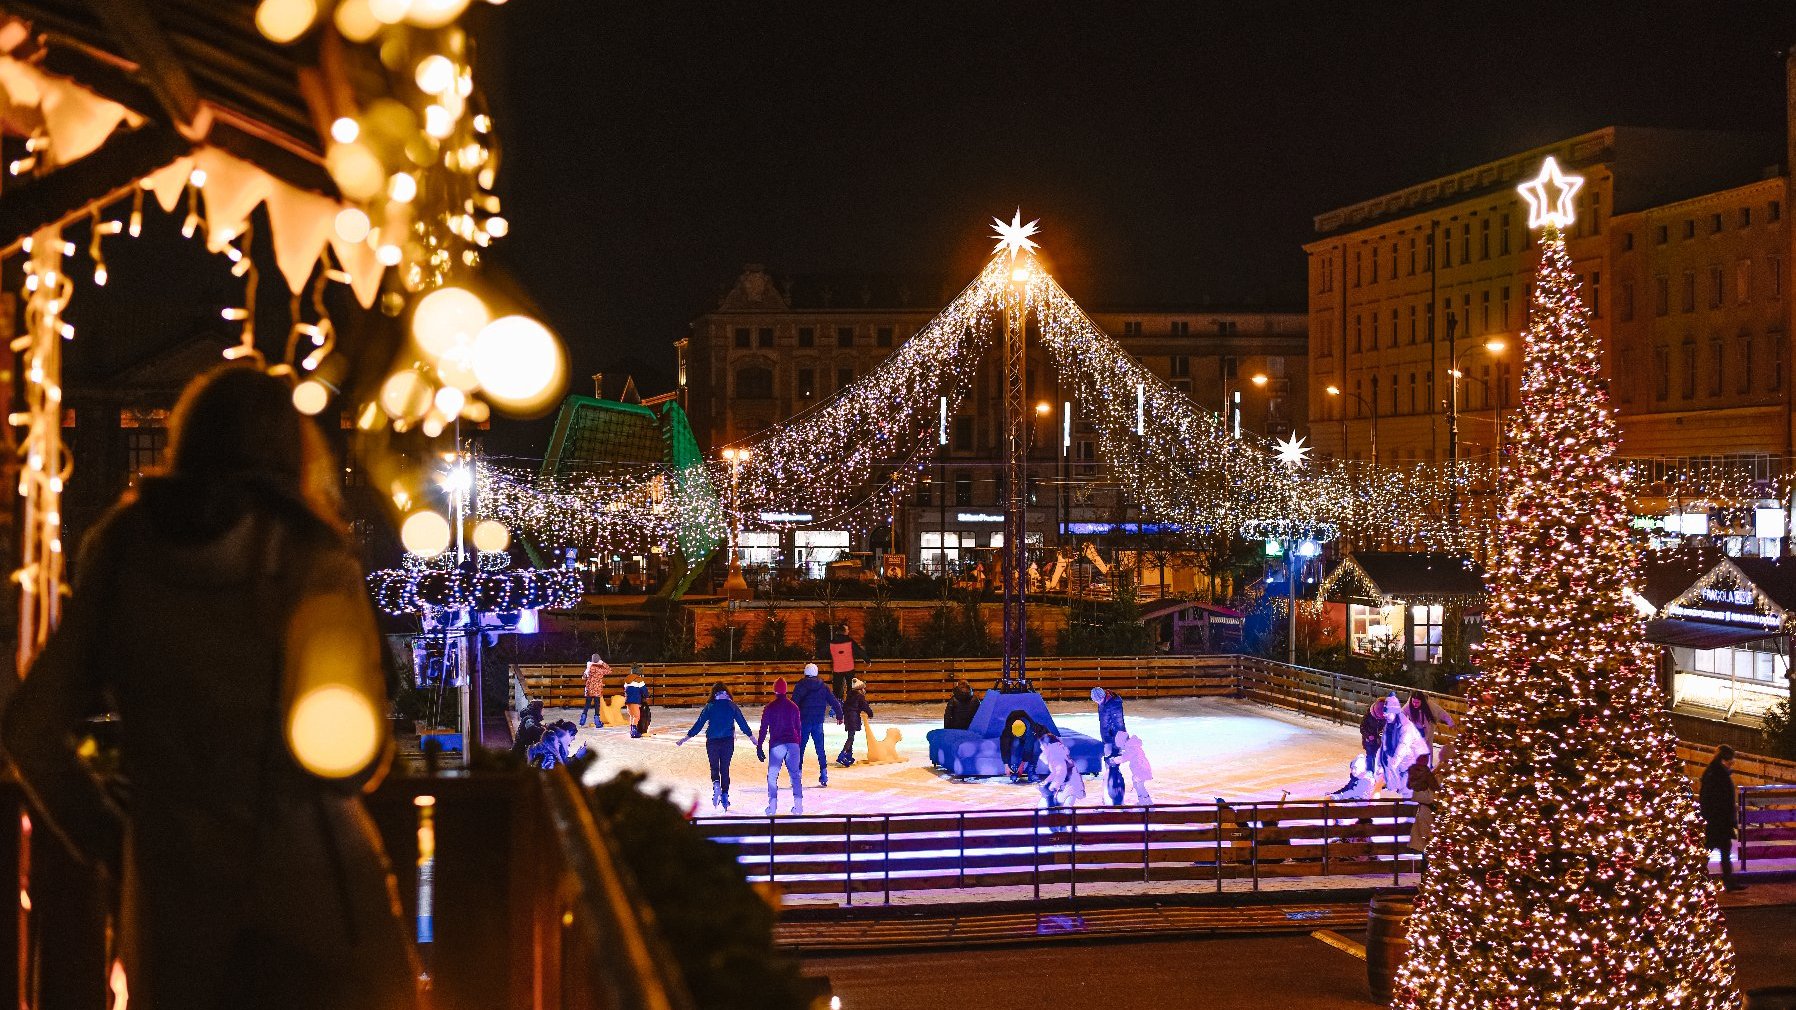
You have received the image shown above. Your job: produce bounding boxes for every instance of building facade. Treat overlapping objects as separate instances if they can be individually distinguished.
[679,266,1306,576]
[1305,126,1783,468]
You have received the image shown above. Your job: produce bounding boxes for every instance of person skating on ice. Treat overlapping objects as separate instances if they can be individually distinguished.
[677,682,753,811]
[623,664,649,737]
[755,678,805,816]
[836,678,873,767]
[1091,686,1128,805]
[790,662,843,787]
[1109,730,1154,805]
[824,622,866,700]
[579,652,609,726]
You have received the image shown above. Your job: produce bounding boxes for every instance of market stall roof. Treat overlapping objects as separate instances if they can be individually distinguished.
[1138,600,1242,622]
[1318,551,1485,604]
[1642,618,1781,650]
[1637,552,1723,611]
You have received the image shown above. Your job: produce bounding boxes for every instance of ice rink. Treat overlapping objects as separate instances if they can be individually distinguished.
[563,695,1371,816]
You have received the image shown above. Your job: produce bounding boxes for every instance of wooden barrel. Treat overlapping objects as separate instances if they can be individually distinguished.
[1367,888,1416,1004]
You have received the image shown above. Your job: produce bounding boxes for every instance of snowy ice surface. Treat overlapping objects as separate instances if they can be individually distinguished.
[568,696,1370,817]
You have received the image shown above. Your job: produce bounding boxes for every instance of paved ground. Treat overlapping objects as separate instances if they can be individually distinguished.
[564,696,1371,816]
[802,903,1796,1008]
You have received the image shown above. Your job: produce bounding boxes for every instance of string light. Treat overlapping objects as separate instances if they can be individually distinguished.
[13,227,73,671]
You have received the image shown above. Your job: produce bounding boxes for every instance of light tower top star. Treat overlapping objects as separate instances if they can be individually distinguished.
[1517,156,1583,231]
[990,209,1041,259]
[1273,433,1311,468]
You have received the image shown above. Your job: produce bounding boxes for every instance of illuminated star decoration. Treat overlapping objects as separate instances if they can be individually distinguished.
[990,209,1041,259]
[1516,155,1583,231]
[1273,433,1311,468]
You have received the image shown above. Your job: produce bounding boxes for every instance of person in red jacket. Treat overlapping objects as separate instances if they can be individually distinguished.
[756,678,805,816]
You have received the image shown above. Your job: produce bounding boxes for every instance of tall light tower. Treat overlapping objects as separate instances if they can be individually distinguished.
[992,210,1040,684]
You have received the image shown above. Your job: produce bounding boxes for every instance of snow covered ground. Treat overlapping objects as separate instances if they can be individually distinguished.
[562,695,1368,816]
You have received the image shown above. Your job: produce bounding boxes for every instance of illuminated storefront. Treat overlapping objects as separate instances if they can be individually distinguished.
[1317,551,1485,670]
[1649,558,1794,720]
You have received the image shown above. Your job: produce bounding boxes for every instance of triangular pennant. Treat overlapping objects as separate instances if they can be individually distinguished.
[264,180,338,294]
[328,232,384,309]
[194,149,273,252]
[146,155,195,213]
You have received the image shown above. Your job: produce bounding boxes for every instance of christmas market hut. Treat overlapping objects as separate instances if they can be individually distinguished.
[1647,555,1796,721]
[1314,550,1485,674]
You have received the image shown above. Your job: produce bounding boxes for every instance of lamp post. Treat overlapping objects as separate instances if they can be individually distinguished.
[1325,385,1378,465]
[721,447,752,603]
[1447,335,1506,526]
[1221,371,1270,439]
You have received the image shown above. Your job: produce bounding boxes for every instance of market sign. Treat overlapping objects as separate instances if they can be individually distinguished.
[1665,560,1787,630]
[957,512,1004,523]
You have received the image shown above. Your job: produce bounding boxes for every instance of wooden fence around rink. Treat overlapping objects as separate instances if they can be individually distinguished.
[1740,785,1796,868]
[691,799,1420,905]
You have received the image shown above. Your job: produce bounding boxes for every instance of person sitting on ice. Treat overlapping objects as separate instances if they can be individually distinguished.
[1108,730,1153,805]
[1377,693,1430,797]
[1091,686,1129,806]
[1037,731,1084,811]
[1328,752,1376,800]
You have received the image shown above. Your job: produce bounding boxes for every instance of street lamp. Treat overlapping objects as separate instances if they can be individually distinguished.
[721,447,752,602]
[1222,372,1269,439]
[1326,384,1378,465]
[1448,333,1506,467]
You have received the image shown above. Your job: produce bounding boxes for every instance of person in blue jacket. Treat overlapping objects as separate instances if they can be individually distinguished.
[790,663,844,787]
[624,664,649,737]
[1092,686,1128,805]
[677,682,753,811]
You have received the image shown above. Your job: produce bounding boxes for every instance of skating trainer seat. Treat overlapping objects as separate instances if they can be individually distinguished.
[926,689,1102,778]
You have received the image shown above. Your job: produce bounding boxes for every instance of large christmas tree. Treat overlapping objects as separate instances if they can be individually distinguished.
[1393,159,1737,1009]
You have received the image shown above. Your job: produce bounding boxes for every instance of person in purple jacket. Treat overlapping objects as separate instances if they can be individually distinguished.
[756,677,805,816]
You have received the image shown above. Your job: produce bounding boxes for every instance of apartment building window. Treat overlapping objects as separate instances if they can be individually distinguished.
[1316,321,1332,359]
[1390,242,1398,277]
[1353,250,1362,287]
[1370,252,1378,284]
[1495,361,1511,408]
[1408,237,1418,275]
[1123,320,1143,336]
[1170,354,1190,378]
[954,475,973,506]
[1655,276,1670,316]
[836,366,853,389]
[1408,372,1417,414]
[1772,257,1784,299]
[1501,286,1513,328]
[1390,372,1400,415]
[1353,316,1362,353]
[1737,259,1753,304]
[736,365,773,399]
[1425,233,1435,270]
[1479,364,1492,409]
[1461,227,1470,264]
[1425,370,1434,413]
[876,326,894,347]
[1173,379,1191,396]
[1408,305,1418,343]
[1371,314,1379,349]
[1480,289,1490,332]
[1442,228,1452,268]
[797,326,815,347]
[757,327,774,348]
[1771,201,1782,222]
[836,326,855,347]
[1619,282,1633,322]
[1683,220,1696,240]
[796,368,815,398]
[1587,191,1601,234]
[1222,355,1238,380]
[1681,271,1696,313]
[1709,265,1724,308]
[953,416,974,452]
[1170,320,1190,335]
[1711,213,1724,235]
[1653,346,1670,400]
[1711,339,1724,396]
[1740,336,1754,394]
[1390,308,1399,347]
[1655,224,1669,245]
[1617,351,1634,403]
[1622,231,1634,251]
[1499,214,1511,255]
[1741,207,1753,228]
[1480,218,1491,260]
[733,327,750,348]
[1681,342,1697,399]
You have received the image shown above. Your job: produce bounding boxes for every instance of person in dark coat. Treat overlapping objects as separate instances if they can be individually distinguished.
[824,623,868,699]
[836,678,875,767]
[999,711,1043,781]
[1700,745,1745,891]
[1091,687,1129,805]
[943,679,978,730]
[790,662,844,787]
[678,682,753,810]
[623,664,649,737]
[0,365,418,1010]
[756,678,805,815]
[511,699,546,759]
[1359,700,1388,781]
[529,720,587,770]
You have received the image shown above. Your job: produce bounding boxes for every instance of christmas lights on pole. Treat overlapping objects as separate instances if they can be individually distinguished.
[1392,158,1738,1010]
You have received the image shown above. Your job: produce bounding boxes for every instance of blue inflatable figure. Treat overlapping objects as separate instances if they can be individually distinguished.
[927,688,1102,778]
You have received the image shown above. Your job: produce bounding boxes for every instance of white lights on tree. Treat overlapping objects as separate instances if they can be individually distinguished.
[1516,155,1584,231]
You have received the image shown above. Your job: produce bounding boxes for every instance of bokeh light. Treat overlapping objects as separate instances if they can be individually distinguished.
[400,510,452,557]
[470,315,565,413]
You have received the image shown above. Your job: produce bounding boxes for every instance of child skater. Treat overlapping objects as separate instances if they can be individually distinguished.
[836,678,874,768]
[1109,730,1154,805]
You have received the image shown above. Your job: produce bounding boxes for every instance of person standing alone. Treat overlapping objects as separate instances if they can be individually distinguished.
[1091,686,1129,806]
[678,682,752,811]
[1700,745,1746,891]
[579,652,610,726]
[624,664,648,737]
[836,678,874,767]
[825,622,866,700]
[756,678,804,816]
[791,663,844,787]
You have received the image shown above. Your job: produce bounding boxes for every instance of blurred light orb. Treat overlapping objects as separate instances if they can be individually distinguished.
[485,215,509,238]
[400,510,453,557]
[405,0,470,27]
[471,315,565,412]
[423,104,453,139]
[411,286,489,360]
[472,519,510,553]
[334,207,372,243]
[291,379,331,416]
[325,141,385,202]
[333,0,381,40]
[436,352,481,392]
[378,370,433,421]
[287,685,381,778]
[329,116,360,144]
[367,0,412,25]
[433,385,467,417]
[256,0,317,43]
[388,172,418,204]
[376,243,403,266]
[414,55,457,96]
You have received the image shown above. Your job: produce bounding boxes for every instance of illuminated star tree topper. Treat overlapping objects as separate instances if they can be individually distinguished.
[1273,433,1311,468]
[1516,155,1583,231]
[990,208,1041,259]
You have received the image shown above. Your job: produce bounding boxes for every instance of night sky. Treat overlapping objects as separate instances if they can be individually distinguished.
[486,3,1796,418]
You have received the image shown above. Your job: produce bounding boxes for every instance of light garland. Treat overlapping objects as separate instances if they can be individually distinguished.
[12,226,74,671]
[1392,197,1738,1007]
[367,565,582,616]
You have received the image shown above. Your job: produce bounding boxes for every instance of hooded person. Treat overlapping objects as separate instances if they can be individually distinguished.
[623,664,649,737]
[837,677,874,768]
[790,662,844,787]
[824,623,868,700]
[1358,699,1388,779]
[1038,731,1081,811]
[1328,753,1376,801]
[755,678,805,816]
[1091,687,1129,805]
[999,711,1042,781]
[943,678,978,730]
[1110,730,1154,805]
[678,682,753,811]
[1378,693,1429,796]
[579,652,610,726]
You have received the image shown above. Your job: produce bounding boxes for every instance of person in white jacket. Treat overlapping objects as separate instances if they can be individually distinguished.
[1037,732,1085,810]
[1110,730,1154,805]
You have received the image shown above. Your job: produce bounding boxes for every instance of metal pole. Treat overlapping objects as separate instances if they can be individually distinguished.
[1446,311,1460,526]
[1002,286,1029,684]
[1286,543,1298,666]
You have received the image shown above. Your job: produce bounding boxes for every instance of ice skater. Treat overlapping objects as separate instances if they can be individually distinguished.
[755,678,804,816]
[1328,753,1376,800]
[624,664,649,737]
[1403,693,1454,760]
[1091,686,1129,805]
[677,682,753,811]
[579,652,610,726]
[791,663,844,787]
[824,623,867,700]
[837,677,873,767]
[1359,698,1388,777]
[1000,711,1042,782]
[1037,731,1085,811]
[1378,693,1429,797]
[1109,730,1153,805]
